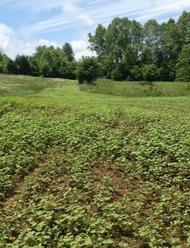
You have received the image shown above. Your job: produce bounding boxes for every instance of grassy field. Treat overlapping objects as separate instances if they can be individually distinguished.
[81,79,190,98]
[0,75,190,247]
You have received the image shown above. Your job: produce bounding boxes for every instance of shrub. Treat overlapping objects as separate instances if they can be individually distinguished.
[129,66,142,81]
[111,67,123,81]
[76,57,100,84]
[142,64,158,83]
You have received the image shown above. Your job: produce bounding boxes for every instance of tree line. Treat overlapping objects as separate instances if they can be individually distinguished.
[0,43,76,79]
[88,11,190,82]
[1,11,190,82]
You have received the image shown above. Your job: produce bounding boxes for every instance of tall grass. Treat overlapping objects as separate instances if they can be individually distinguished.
[0,74,65,96]
[80,79,190,97]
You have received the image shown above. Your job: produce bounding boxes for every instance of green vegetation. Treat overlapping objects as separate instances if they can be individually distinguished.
[0,74,65,96]
[89,11,190,82]
[142,64,158,83]
[1,11,190,83]
[81,79,190,98]
[76,57,100,84]
[0,43,76,79]
[0,75,190,247]
[176,44,190,82]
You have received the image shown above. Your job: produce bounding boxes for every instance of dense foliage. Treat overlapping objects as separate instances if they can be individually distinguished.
[0,43,76,79]
[0,75,190,247]
[1,11,190,82]
[76,57,100,84]
[89,11,190,82]
[176,44,190,82]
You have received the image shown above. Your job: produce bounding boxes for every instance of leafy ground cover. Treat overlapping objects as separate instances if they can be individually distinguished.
[0,75,190,247]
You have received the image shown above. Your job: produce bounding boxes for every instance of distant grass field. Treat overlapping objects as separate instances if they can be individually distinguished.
[81,79,190,97]
[0,75,190,247]
[0,74,65,96]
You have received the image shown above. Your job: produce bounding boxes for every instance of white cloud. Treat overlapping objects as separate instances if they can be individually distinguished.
[22,0,190,36]
[0,22,93,60]
[136,0,190,22]
[19,39,59,56]
[0,0,190,59]
[23,17,70,36]
[0,23,16,57]
[71,38,94,59]
[0,23,59,58]
[23,0,94,36]
[82,0,190,24]
[61,0,94,26]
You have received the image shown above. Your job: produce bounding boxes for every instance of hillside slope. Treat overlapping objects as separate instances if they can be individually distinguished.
[0,76,190,247]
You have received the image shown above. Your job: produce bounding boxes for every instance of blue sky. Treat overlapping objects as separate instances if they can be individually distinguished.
[0,0,190,59]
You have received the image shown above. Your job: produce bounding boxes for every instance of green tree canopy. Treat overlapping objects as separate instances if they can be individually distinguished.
[176,44,190,82]
[1,11,190,82]
[62,43,75,62]
[14,55,32,75]
[76,57,100,84]
[142,64,158,82]
[31,45,76,79]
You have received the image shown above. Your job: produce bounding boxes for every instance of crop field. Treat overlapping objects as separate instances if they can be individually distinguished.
[0,75,190,247]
